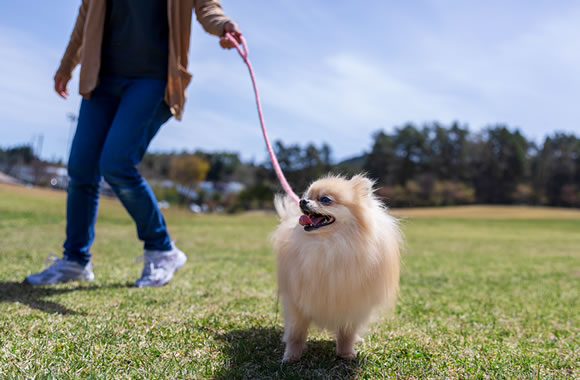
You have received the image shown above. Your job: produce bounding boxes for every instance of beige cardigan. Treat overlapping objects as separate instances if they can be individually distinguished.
[56,0,233,121]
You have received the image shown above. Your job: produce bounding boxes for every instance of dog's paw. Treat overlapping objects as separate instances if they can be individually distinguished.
[337,349,357,360]
[282,346,305,362]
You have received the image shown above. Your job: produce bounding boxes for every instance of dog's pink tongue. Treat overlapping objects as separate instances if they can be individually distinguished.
[299,215,313,226]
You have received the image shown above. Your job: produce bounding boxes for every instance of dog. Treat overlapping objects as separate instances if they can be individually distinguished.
[272,174,402,362]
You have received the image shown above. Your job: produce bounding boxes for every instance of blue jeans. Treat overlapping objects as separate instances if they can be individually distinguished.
[64,76,173,266]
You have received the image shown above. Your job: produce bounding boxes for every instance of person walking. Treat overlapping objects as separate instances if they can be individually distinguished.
[25,0,242,287]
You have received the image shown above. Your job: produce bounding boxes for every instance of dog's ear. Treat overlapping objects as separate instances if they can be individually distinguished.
[350,174,375,196]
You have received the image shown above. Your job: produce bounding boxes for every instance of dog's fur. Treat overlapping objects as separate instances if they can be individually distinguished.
[272,174,402,361]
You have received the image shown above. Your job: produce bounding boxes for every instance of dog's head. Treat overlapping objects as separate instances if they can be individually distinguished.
[298,174,377,234]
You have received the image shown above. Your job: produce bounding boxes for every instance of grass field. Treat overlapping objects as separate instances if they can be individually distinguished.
[0,183,578,379]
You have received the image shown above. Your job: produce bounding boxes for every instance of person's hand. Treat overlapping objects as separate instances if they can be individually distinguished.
[54,72,71,99]
[220,22,242,49]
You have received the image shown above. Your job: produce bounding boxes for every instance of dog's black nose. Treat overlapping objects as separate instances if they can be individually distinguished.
[299,199,310,212]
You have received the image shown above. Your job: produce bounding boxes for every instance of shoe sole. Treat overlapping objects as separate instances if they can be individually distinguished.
[23,274,95,286]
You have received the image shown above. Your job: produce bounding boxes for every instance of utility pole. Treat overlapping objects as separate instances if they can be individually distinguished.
[36,134,44,159]
[66,113,77,161]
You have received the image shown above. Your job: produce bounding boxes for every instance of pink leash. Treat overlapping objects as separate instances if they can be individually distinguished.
[225,33,300,205]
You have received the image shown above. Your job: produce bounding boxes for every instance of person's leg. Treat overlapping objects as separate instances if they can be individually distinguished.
[24,78,121,285]
[63,78,121,266]
[99,78,173,251]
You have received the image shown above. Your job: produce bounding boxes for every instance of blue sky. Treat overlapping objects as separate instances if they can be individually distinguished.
[1,1,579,163]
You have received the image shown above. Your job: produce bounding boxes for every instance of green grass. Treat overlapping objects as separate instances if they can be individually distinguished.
[0,184,578,379]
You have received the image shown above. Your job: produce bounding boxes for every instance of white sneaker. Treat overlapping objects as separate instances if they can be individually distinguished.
[134,243,187,287]
[24,254,94,285]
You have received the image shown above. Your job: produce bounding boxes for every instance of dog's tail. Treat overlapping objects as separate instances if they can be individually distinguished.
[274,194,299,221]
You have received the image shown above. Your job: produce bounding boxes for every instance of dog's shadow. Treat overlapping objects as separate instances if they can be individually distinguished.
[0,281,130,315]
[213,326,360,379]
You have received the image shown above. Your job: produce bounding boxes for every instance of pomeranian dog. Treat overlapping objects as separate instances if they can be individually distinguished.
[272,174,401,362]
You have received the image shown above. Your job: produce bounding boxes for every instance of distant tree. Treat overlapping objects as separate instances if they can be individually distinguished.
[321,143,333,172]
[534,133,580,206]
[237,183,274,209]
[392,123,428,185]
[169,154,210,188]
[273,141,302,172]
[426,122,471,181]
[302,144,321,170]
[363,130,396,185]
[0,145,36,173]
[300,143,325,187]
[199,151,241,182]
[471,126,528,203]
[269,140,334,193]
[140,152,172,179]
[230,161,260,186]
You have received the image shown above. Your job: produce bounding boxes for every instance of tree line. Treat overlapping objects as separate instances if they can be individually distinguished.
[2,122,579,209]
[138,123,579,209]
[368,123,579,207]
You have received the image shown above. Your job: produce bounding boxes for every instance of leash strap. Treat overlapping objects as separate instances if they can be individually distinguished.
[225,33,300,205]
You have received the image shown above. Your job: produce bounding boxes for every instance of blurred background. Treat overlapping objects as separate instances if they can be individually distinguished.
[1,1,579,211]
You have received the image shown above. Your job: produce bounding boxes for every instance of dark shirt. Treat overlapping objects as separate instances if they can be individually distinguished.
[100,0,169,80]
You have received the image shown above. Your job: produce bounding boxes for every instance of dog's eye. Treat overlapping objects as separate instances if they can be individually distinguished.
[319,196,332,205]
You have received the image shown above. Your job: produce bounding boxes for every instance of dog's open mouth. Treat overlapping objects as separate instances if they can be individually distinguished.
[298,212,335,231]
